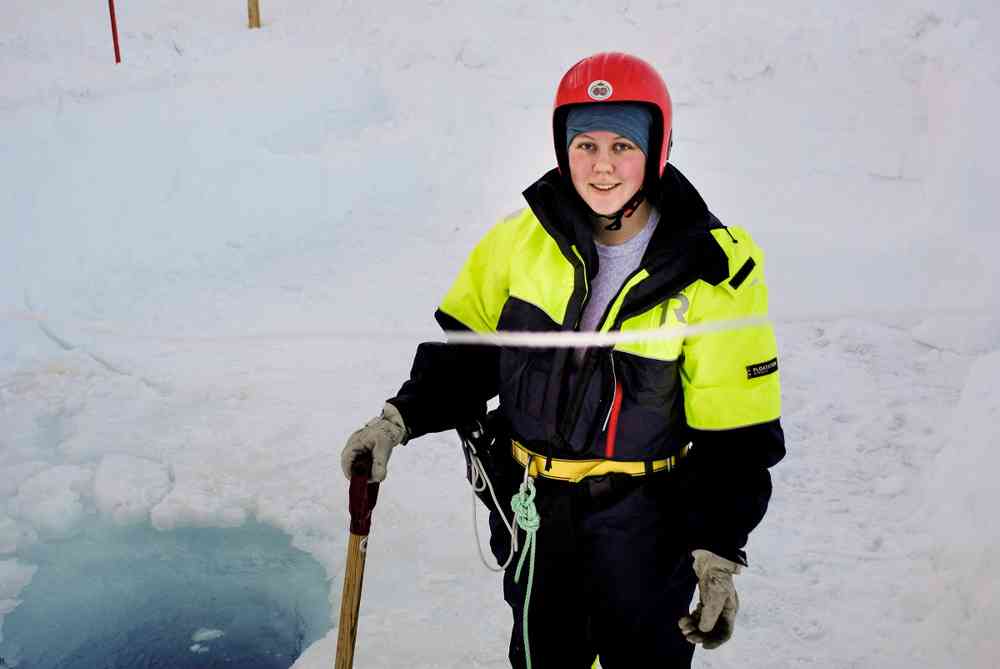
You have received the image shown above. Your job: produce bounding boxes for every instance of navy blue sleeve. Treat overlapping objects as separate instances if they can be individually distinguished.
[679,420,785,565]
[387,311,500,441]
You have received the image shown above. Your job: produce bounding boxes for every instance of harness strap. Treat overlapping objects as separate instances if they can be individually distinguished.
[511,440,691,482]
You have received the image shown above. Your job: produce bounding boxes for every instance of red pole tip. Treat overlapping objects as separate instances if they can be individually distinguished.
[348,476,380,536]
[108,0,122,64]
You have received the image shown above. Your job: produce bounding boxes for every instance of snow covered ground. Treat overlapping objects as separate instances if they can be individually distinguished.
[2,1,998,667]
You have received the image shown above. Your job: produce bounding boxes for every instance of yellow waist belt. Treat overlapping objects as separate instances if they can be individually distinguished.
[510,440,691,483]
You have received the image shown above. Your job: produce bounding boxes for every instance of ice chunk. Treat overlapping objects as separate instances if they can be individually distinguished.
[9,466,93,539]
[191,628,225,642]
[0,516,19,555]
[94,455,171,525]
[0,560,37,643]
[149,466,252,531]
[0,561,37,600]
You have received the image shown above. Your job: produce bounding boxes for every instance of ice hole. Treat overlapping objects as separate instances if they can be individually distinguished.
[0,522,331,668]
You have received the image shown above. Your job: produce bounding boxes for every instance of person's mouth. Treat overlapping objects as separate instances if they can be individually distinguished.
[590,183,620,192]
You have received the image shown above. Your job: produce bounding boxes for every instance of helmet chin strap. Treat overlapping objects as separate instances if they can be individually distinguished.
[598,190,645,231]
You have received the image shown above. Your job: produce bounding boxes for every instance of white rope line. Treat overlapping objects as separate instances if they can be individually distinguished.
[467,446,518,573]
[444,316,770,347]
[5,309,770,347]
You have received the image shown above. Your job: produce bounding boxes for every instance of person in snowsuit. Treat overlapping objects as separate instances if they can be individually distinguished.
[341,52,785,668]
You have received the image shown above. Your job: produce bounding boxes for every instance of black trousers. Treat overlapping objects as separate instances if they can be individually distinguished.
[489,472,697,669]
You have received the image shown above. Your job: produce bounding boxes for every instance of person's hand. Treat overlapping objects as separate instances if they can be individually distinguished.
[340,403,407,482]
[678,549,742,649]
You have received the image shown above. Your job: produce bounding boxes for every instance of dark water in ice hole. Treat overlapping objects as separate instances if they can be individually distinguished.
[0,522,331,668]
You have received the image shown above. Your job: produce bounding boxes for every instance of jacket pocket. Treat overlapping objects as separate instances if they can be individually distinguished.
[517,357,549,420]
[619,354,681,410]
[499,350,550,421]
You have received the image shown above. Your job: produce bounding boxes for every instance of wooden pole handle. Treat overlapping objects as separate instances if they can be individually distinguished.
[247,0,261,29]
[335,457,381,667]
[335,532,368,669]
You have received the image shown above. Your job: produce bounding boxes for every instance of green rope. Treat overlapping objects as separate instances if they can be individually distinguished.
[511,477,540,669]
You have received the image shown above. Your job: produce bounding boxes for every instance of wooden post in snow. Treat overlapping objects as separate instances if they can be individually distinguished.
[248,0,262,29]
[108,0,122,63]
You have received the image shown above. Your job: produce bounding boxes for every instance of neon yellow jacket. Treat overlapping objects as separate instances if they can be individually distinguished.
[390,166,784,560]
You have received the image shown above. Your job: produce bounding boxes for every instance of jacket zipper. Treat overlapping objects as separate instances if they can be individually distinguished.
[521,177,729,460]
[569,245,591,330]
[556,245,593,441]
[541,220,697,453]
[560,265,645,440]
[603,350,623,458]
[595,266,702,457]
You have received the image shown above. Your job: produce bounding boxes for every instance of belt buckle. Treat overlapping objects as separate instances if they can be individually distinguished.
[584,474,615,498]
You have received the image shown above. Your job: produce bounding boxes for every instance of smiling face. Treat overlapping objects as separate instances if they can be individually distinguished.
[568,131,647,217]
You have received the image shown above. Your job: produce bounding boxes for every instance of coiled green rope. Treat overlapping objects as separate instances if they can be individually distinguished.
[511,477,540,669]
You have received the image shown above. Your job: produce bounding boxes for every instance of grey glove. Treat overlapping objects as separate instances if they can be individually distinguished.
[678,549,742,649]
[340,403,407,482]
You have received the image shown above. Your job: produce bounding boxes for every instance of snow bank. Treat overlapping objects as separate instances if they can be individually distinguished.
[911,312,1000,355]
[918,350,1000,665]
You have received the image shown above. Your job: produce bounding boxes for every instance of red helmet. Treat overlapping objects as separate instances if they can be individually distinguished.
[553,52,673,188]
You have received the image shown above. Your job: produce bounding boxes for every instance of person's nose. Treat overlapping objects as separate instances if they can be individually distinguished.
[593,151,614,174]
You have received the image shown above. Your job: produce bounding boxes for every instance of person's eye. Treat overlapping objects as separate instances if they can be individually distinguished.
[575,142,595,151]
[613,142,635,153]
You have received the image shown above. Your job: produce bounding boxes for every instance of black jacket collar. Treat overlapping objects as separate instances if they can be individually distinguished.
[522,164,729,286]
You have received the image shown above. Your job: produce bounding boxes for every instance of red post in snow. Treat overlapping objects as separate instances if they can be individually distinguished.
[108,0,122,64]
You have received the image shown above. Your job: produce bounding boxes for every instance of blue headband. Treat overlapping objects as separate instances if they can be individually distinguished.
[566,103,652,156]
